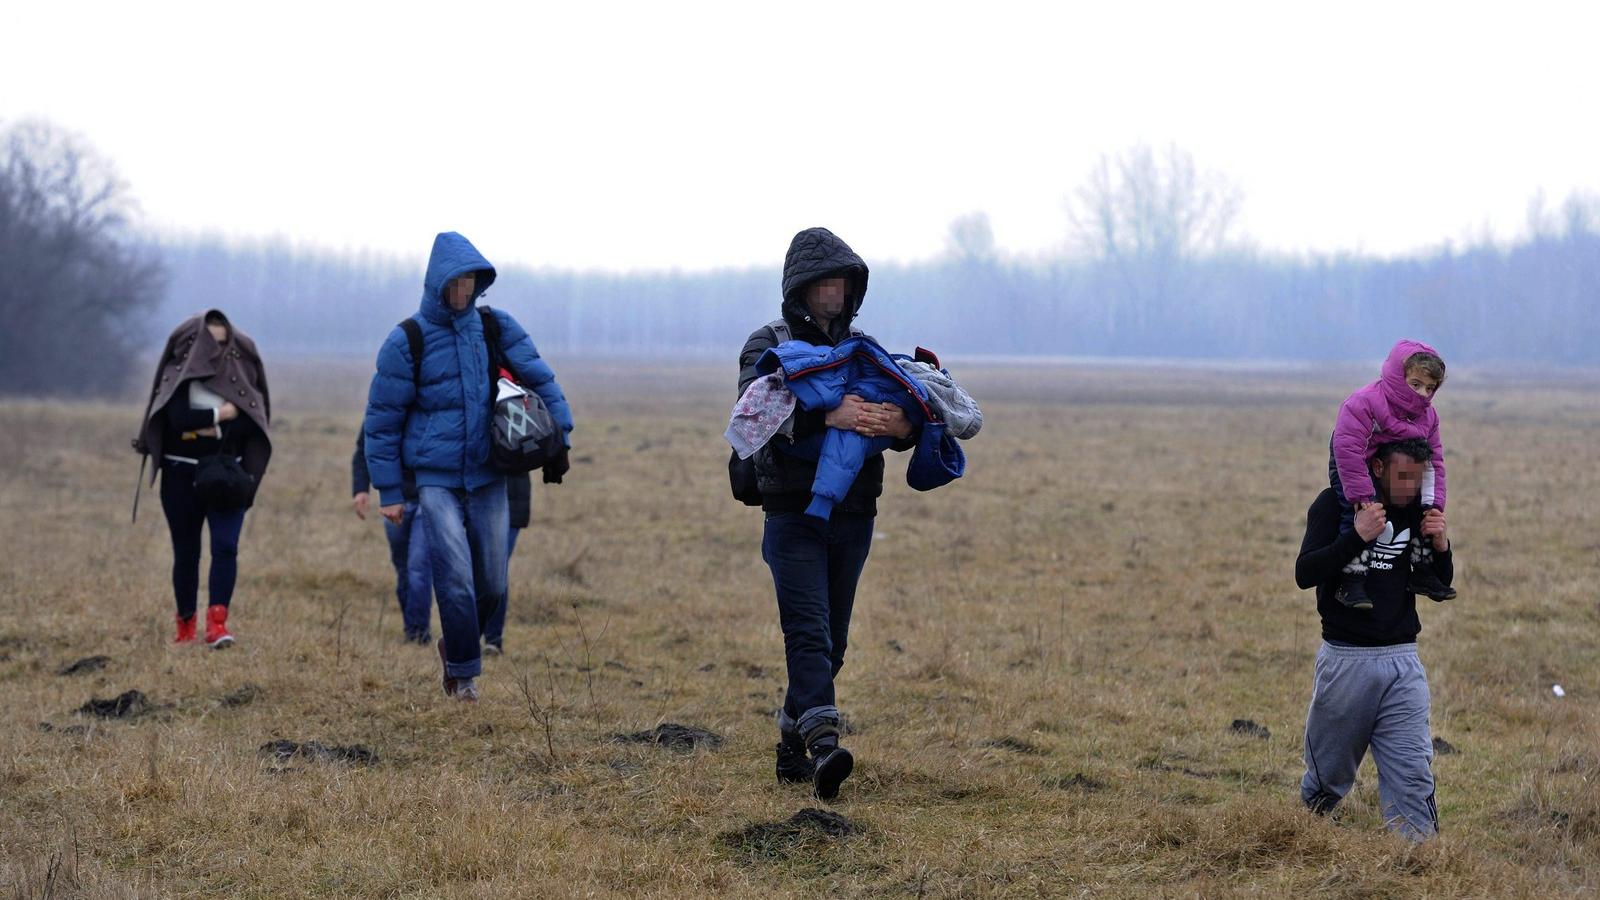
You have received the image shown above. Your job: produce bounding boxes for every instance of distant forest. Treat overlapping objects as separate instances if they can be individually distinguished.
[155,204,1598,367]
[5,119,1596,401]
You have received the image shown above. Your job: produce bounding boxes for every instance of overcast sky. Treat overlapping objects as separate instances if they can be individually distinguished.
[5,1,1597,271]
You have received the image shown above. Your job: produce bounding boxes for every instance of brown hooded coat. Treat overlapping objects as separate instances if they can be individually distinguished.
[133,311,272,491]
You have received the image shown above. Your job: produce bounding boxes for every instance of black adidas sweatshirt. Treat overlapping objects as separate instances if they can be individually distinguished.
[1295,488,1454,647]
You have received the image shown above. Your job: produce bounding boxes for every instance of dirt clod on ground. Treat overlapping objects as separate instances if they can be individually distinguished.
[1231,719,1272,740]
[258,740,378,766]
[220,684,263,707]
[718,808,861,858]
[75,690,151,719]
[58,655,110,676]
[612,723,724,751]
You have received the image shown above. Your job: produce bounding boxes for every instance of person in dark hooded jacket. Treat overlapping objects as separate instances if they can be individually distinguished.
[364,232,573,702]
[737,227,919,800]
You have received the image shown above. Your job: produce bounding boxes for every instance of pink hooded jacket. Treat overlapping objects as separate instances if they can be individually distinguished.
[1331,339,1447,509]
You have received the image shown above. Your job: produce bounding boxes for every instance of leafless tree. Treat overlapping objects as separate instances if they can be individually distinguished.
[0,119,165,395]
[1067,143,1242,333]
[945,210,996,262]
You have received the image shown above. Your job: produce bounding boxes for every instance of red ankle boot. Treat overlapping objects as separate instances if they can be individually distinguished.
[205,605,235,649]
[174,614,197,644]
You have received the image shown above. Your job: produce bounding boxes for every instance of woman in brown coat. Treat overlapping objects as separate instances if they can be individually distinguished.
[133,310,271,647]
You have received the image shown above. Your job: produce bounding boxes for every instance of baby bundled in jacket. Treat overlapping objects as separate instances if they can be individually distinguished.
[1328,339,1456,609]
[726,338,979,520]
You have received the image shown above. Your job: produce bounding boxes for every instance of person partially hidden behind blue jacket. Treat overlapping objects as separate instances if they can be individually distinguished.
[364,232,574,703]
[737,226,922,800]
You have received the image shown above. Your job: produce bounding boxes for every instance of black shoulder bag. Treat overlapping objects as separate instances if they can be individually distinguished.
[194,428,255,509]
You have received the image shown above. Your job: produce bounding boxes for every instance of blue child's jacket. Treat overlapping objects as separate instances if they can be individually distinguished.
[757,335,964,519]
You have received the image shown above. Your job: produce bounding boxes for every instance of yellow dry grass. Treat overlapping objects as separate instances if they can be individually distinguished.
[1,360,1597,898]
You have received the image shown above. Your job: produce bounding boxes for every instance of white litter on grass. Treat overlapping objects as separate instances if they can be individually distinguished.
[1552,684,1566,698]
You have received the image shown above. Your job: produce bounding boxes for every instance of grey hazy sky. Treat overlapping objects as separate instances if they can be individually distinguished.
[5,1,1596,271]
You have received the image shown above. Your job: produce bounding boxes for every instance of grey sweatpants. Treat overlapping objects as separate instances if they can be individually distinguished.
[1300,641,1438,841]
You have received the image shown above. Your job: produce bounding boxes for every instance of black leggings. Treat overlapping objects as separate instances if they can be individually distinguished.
[159,462,247,618]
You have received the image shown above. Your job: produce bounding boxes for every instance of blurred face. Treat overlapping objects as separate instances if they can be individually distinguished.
[445,273,477,311]
[206,322,229,344]
[804,277,850,324]
[1405,366,1440,400]
[1370,453,1425,506]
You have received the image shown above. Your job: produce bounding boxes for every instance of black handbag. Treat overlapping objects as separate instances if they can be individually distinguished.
[194,434,255,510]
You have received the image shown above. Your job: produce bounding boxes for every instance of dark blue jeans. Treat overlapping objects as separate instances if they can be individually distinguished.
[160,461,247,619]
[762,510,874,737]
[419,481,508,680]
[383,500,434,640]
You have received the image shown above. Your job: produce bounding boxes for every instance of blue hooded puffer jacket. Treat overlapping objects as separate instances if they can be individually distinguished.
[363,232,574,506]
[757,335,964,520]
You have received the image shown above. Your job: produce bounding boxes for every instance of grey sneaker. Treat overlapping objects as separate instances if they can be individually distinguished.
[453,679,479,703]
[482,642,503,657]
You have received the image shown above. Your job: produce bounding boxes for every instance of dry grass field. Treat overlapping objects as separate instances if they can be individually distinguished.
[1,359,1597,898]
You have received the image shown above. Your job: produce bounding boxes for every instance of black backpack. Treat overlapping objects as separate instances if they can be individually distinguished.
[728,319,861,506]
[399,307,561,474]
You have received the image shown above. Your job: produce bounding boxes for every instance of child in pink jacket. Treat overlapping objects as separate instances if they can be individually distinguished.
[1328,339,1455,609]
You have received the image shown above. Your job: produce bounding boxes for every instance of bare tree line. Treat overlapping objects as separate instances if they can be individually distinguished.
[0,120,163,395]
[154,142,1597,366]
[3,119,1594,400]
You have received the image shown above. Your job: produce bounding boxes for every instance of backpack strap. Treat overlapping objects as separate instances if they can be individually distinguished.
[399,318,423,386]
[478,306,510,387]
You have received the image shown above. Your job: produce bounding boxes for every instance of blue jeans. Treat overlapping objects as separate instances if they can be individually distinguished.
[160,461,247,618]
[383,501,434,640]
[419,481,509,679]
[762,510,874,737]
[483,526,522,648]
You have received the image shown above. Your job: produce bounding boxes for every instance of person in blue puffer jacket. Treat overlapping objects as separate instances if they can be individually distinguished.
[364,231,574,703]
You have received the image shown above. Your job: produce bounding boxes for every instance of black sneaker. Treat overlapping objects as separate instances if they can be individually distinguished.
[1407,565,1457,602]
[1335,573,1373,610]
[775,731,814,784]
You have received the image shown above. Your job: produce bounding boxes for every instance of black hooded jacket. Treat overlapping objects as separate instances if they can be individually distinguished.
[737,227,910,517]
